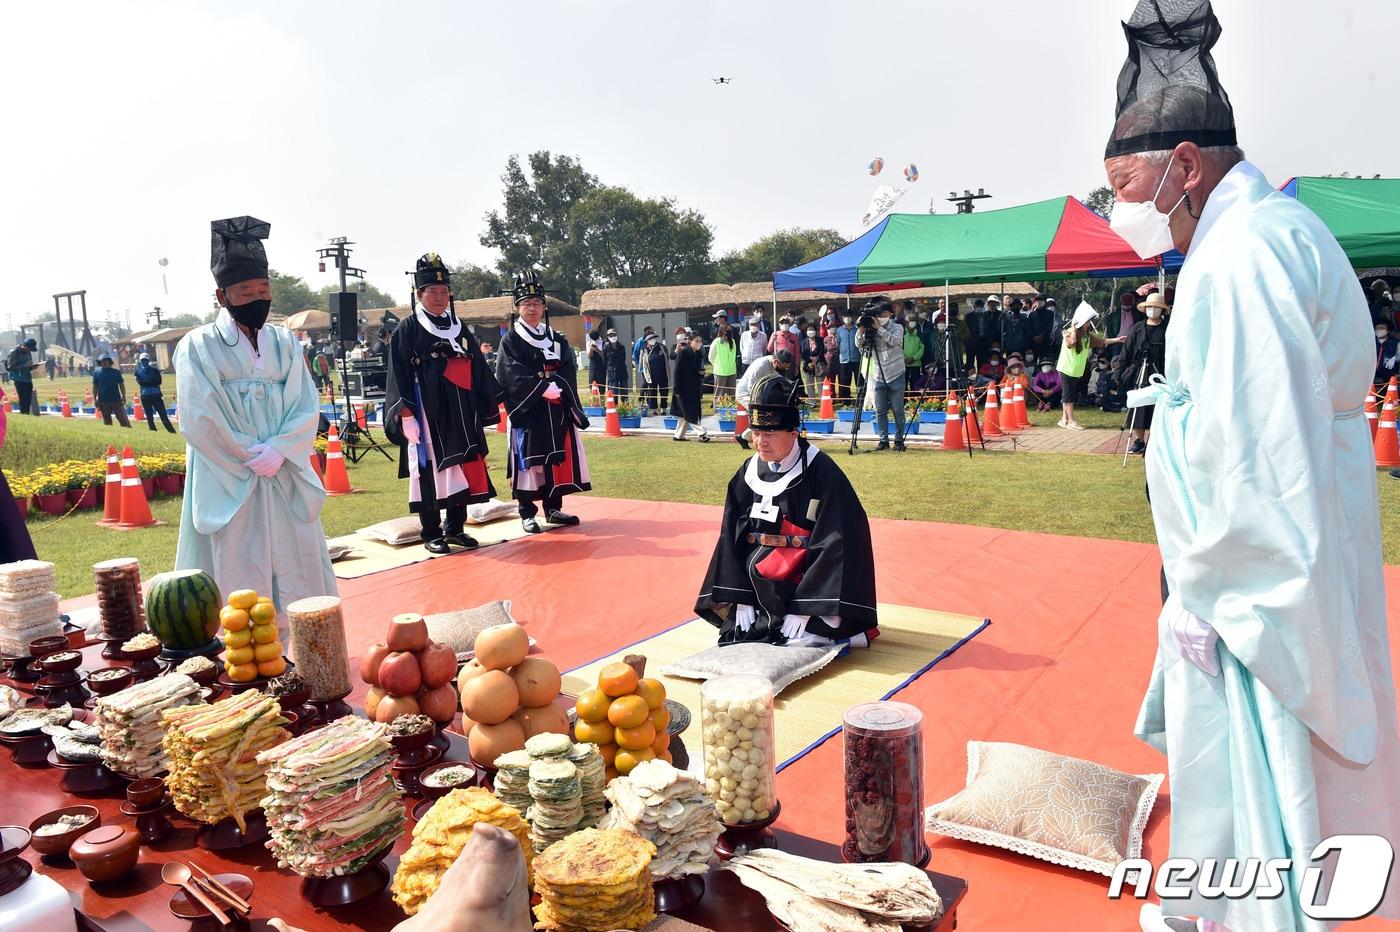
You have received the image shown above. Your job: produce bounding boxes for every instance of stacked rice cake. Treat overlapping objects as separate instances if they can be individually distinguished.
[567,742,607,828]
[533,828,656,932]
[599,759,721,880]
[163,691,288,830]
[528,760,583,852]
[95,674,201,778]
[0,560,61,656]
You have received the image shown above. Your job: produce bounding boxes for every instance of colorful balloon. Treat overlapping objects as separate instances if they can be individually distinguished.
[904,163,919,182]
[868,157,884,176]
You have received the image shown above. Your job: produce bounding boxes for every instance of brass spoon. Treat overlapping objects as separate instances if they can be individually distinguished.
[161,861,231,926]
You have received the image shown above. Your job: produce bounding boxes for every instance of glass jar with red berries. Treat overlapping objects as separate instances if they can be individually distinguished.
[841,700,928,867]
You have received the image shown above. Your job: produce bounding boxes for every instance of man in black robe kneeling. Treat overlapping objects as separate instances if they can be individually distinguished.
[695,373,879,647]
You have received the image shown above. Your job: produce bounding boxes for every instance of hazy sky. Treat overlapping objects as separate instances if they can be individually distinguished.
[2,0,1395,329]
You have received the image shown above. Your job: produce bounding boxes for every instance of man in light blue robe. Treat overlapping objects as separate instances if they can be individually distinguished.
[174,216,337,619]
[1106,5,1399,930]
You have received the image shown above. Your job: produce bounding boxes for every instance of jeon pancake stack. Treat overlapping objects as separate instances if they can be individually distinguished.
[567,742,608,828]
[392,787,534,917]
[493,749,534,813]
[0,560,61,656]
[528,759,583,852]
[94,673,202,777]
[599,759,721,880]
[532,827,657,932]
[258,715,404,877]
[163,691,288,830]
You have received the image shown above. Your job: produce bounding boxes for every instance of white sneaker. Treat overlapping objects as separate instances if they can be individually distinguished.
[1066,422,1085,431]
[1057,418,1067,428]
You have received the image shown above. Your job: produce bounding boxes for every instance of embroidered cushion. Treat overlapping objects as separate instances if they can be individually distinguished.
[358,516,422,546]
[925,741,1163,877]
[663,641,839,696]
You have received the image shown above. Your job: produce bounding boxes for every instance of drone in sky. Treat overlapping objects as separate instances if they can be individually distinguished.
[712,77,732,85]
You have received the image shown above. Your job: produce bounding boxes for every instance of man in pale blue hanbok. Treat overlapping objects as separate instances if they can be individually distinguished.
[174,217,337,617]
[1106,4,1399,930]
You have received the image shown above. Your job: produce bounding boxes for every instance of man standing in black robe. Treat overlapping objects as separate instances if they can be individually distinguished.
[695,373,878,647]
[495,273,591,534]
[384,253,502,554]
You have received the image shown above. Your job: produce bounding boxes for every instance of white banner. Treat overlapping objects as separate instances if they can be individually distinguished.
[862,184,907,226]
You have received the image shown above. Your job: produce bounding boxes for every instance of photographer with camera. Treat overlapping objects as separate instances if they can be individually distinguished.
[854,299,907,451]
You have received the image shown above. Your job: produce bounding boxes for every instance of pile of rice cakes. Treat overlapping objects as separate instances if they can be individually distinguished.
[532,827,656,932]
[598,758,720,880]
[391,787,534,917]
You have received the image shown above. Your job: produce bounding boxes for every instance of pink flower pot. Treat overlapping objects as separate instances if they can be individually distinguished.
[66,487,98,510]
[16,497,27,521]
[35,493,67,516]
[141,478,156,498]
[155,474,181,495]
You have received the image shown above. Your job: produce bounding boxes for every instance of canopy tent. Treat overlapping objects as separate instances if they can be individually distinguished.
[1280,176,1400,269]
[773,196,1184,293]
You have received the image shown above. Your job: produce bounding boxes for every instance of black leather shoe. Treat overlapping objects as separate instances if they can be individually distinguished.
[444,531,479,549]
[546,510,580,526]
[894,440,907,452]
[424,537,452,554]
[522,518,543,534]
[875,440,890,451]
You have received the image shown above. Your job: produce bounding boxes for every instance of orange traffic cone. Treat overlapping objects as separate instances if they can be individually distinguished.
[323,424,354,494]
[354,403,367,429]
[133,397,144,422]
[591,381,601,402]
[1376,382,1400,467]
[1366,391,1380,440]
[735,401,749,439]
[117,446,156,528]
[818,378,835,420]
[963,391,983,444]
[941,394,966,451]
[1012,381,1030,429]
[60,391,72,418]
[497,402,508,434]
[998,382,1019,432]
[99,445,122,525]
[980,384,1004,437]
[604,390,623,438]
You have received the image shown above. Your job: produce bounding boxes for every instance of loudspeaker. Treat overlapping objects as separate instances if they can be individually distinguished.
[328,292,359,342]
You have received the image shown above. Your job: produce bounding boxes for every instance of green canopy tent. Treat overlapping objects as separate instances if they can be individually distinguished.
[1281,177,1400,269]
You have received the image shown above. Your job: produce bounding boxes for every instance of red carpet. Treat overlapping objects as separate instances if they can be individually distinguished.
[66,497,1400,929]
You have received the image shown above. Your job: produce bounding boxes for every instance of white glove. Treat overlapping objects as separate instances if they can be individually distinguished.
[400,413,421,444]
[780,614,809,640]
[1385,356,1397,369]
[1168,601,1220,677]
[735,604,756,633]
[542,383,563,401]
[244,443,286,478]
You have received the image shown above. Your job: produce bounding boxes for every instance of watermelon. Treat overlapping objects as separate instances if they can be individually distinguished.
[145,569,222,652]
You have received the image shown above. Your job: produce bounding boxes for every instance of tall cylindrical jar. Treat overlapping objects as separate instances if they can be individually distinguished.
[842,700,928,866]
[93,558,146,640]
[286,596,352,700]
[700,674,776,826]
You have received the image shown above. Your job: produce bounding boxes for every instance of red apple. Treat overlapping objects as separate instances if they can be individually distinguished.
[418,683,457,723]
[419,641,456,689]
[386,613,429,653]
[377,650,423,697]
[359,642,391,687]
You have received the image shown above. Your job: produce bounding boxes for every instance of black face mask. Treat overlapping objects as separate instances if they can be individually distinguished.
[228,299,271,331]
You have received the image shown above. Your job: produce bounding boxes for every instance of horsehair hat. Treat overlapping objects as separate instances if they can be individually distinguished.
[1105,0,1236,159]
[210,216,270,287]
[748,372,803,431]
[414,252,451,289]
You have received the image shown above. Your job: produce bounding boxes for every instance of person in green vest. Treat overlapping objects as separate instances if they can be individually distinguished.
[707,313,738,409]
[1055,302,1125,430]
[902,314,925,388]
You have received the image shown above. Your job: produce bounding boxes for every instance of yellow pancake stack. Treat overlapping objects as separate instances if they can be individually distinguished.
[532,827,657,932]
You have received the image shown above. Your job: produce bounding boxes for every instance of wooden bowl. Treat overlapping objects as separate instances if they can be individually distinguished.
[417,761,481,799]
[121,642,162,663]
[69,825,140,882]
[86,668,134,696]
[28,805,101,858]
[0,825,32,863]
[28,636,68,659]
[39,650,83,674]
[175,663,219,687]
[390,724,434,754]
[126,778,165,809]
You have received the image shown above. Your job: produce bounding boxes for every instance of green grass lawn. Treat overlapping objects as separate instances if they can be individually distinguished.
[9,391,1400,598]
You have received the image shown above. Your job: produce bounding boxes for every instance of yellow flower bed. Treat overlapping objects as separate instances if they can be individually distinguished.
[14,452,186,497]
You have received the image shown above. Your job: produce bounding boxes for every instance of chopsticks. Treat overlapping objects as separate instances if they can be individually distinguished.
[190,862,252,917]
